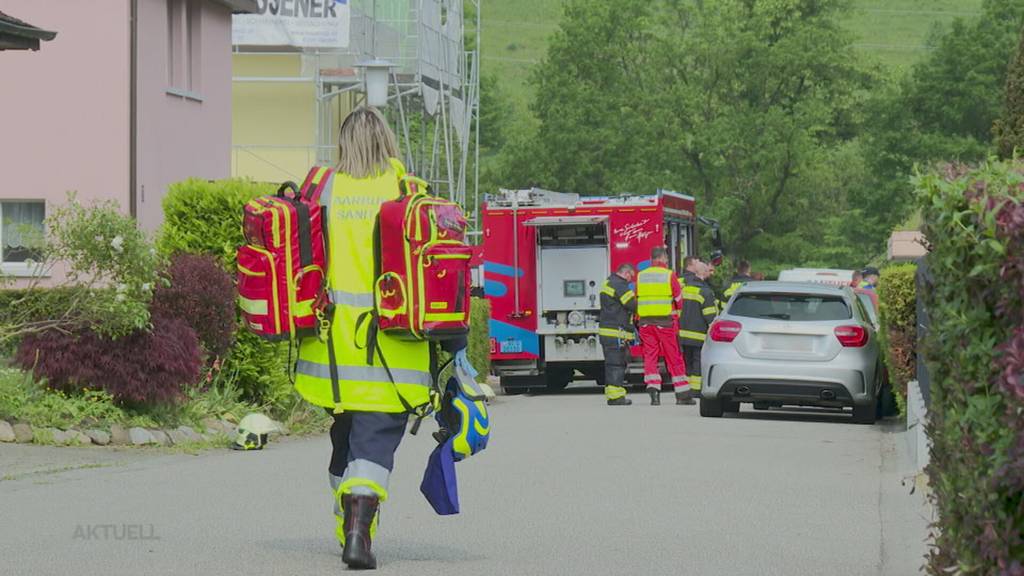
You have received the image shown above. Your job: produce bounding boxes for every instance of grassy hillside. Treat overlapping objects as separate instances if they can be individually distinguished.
[480,0,985,116]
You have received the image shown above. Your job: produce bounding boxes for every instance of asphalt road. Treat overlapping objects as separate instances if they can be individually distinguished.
[0,386,932,576]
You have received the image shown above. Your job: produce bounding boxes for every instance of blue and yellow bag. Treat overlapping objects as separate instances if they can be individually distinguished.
[432,367,490,460]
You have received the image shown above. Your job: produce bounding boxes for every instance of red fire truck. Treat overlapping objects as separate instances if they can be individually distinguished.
[481,188,711,393]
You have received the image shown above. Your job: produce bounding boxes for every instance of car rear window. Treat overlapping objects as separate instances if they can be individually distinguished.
[728,293,851,321]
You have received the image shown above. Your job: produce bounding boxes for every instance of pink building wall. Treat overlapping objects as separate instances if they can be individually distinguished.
[0,1,131,216]
[1,0,236,235]
[135,0,233,232]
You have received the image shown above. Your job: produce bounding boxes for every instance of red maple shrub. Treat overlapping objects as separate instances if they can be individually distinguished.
[14,314,202,406]
[151,253,236,357]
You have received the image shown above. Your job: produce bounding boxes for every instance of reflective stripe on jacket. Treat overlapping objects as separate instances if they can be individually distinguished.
[680,270,717,345]
[295,158,432,413]
[723,273,754,299]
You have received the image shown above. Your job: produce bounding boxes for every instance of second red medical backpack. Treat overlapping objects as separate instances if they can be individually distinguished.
[373,176,472,341]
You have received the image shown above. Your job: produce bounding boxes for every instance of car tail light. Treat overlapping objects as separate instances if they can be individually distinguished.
[834,325,868,347]
[709,320,742,343]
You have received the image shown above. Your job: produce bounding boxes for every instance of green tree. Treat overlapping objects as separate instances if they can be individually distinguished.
[995,24,1024,158]
[860,0,1024,245]
[515,0,876,264]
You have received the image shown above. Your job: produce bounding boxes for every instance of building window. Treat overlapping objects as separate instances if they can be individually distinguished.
[167,0,202,100]
[0,200,45,276]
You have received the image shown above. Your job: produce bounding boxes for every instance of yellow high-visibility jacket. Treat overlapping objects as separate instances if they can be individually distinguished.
[295,159,432,413]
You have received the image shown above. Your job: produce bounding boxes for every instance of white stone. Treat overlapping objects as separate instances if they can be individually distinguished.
[47,428,69,445]
[69,430,92,445]
[176,426,202,442]
[110,425,130,445]
[0,420,15,442]
[13,423,33,443]
[128,427,155,446]
[84,429,111,446]
[149,430,171,446]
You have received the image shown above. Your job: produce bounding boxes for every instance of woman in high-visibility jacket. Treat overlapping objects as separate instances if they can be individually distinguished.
[295,107,474,570]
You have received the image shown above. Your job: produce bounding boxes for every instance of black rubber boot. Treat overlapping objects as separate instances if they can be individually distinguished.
[648,388,661,406]
[607,397,633,406]
[341,494,379,570]
[675,390,696,405]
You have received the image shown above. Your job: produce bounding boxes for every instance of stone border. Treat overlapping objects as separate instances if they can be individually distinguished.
[0,417,288,448]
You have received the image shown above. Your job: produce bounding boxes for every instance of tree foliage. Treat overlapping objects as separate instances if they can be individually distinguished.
[488,0,1024,269]
[502,0,877,265]
[859,0,1024,249]
[995,24,1024,159]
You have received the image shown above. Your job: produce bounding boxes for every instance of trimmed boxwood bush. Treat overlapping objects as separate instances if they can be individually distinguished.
[468,297,491,381]
[916,160,1024,573]
[158,178,275,269]
[877,263,916,417]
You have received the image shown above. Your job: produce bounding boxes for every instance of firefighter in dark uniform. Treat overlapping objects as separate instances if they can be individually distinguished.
[723,259,755,301]
[680,257,718,397]
[598,263,638,406]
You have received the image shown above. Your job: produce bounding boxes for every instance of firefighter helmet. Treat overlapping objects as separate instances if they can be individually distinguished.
[231,413,279,451]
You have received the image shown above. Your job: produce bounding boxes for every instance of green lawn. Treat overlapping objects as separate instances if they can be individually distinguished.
[480,0,985,115]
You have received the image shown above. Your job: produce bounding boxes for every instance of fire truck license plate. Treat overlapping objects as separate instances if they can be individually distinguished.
[499,339,523,354]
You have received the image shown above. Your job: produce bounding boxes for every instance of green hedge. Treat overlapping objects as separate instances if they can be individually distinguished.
[916,159,1024,572]
[877,263,916,418]
[159,178,288,403]
[467,297,491,381]
[158,178,275,269]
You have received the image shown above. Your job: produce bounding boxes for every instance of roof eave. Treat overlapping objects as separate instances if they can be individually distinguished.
[0,33,39,51]
[0,19,57,43]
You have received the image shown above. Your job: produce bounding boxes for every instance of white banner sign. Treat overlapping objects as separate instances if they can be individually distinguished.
[233,0,350,48]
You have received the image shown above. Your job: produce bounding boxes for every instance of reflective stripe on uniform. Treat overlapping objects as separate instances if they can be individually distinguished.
[702,306,718,316]
[330,290,374,308]
[638,298,673,306]
[238,296,268,316]
[638,272,669,284]
[620,290,635,304]
[599,327,634,339]
[339,458,391,501]
[605,385,627,400]
[683,289,705,303]
[600,281,616,297]
[679,329,706,341]
[296,359,432,387]
[644,374,662,383]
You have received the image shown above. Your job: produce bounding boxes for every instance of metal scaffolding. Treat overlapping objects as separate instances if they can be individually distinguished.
[232,0,482,227]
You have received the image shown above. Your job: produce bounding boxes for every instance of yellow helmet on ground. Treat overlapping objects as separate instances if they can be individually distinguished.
[231,413,279,451]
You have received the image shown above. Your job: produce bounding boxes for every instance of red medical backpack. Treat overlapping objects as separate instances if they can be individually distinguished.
[373,176,472,341]
[237,166,334,341]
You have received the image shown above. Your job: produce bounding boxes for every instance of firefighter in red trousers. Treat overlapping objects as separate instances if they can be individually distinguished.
[636,246,692,405]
